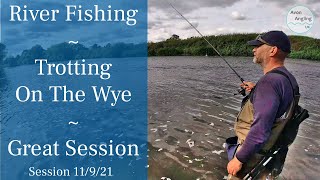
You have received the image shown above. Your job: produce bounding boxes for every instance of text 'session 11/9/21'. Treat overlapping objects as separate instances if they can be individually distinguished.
[29,166,113,177]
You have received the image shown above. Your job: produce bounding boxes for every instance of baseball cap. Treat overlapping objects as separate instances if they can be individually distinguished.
[247,31,291,53]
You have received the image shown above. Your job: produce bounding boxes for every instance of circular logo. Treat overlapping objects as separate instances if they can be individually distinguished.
[287,6,314,34]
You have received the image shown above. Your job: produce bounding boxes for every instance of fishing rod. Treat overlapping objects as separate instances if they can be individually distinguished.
[168,2,246,96]
[243,147,281,180]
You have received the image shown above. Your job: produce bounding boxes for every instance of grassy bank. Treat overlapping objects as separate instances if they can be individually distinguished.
[148,33,320,61]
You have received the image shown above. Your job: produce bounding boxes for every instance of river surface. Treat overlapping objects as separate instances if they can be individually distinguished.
[148,56,320,180]
[1,56,319,180]
[0,58,148,180]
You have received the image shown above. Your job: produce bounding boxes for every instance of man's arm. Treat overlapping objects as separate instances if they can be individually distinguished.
[227,77,280,175]
[237,78,280,162]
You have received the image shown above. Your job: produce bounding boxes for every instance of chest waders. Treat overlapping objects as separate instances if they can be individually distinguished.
[226,70,309,179]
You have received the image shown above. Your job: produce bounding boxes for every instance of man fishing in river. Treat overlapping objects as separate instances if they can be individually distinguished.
[226,31,299,179]
[166,3,307,178]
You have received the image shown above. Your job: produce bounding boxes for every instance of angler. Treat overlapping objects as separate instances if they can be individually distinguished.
[167,3,309,179]
[226,31,308,179]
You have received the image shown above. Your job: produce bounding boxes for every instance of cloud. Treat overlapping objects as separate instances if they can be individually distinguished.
[2,35,28,47]
[180,22,199,30]
[260,0,296,7]
[149,0,241,14]
[311,7,320,18]
[148,21,163,30]
[260,0,319,7]
[306,0,320,4]
[147,0,243,42]
[148,28,171,42]
[231,11,247,20]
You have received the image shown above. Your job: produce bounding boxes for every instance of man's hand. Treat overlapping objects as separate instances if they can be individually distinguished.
[227,156,243,176]
[240,81,255,92]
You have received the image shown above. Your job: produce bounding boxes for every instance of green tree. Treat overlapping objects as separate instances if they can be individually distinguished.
[4,56,19,67]
[45,42,89,61]
[18,45,45,64]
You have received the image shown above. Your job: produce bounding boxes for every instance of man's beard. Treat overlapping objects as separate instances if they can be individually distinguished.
[253,56,258,63]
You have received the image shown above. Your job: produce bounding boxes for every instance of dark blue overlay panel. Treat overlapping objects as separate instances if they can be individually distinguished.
[1,0,147,179]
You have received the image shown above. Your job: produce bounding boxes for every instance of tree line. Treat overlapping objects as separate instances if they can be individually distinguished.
[148,33,320,61]
[0,33,319,68]
[1,42,147,67]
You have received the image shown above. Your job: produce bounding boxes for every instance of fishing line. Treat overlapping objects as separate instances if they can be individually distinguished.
[168,2,244,82]
[167,2,246,95]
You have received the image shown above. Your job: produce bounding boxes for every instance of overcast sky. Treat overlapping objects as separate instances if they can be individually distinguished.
[1,0,319,55]
[148,0,320,42]
[1,0,147,55]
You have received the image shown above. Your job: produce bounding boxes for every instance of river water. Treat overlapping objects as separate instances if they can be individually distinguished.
[0,58,148,180]
[1,56,319,179]
[148,56,320,180]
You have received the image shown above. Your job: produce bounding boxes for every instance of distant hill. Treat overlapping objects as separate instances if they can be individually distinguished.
[148,33,320,61]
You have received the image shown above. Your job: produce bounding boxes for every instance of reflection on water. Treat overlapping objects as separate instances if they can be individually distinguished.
[0,66,8,89]
[1,58,147,180]
[148,56,320,180]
